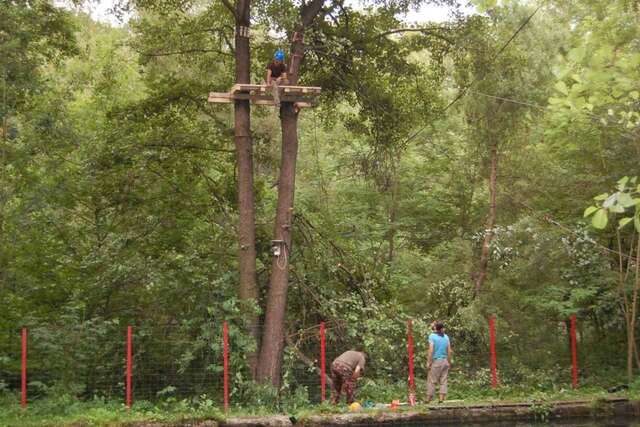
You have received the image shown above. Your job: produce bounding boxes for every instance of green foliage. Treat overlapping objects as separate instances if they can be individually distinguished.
[584,176,640,231]
[1,0,639,418]
[0,392,225,426]
[530,399,553,422]
[0,0,77,114]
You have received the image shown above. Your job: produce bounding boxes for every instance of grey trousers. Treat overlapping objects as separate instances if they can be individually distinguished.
[270,77,288,107]
[427,359,449,397]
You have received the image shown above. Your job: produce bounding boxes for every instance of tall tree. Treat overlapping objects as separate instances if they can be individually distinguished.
[0,0,76,293]
[225,0,261,377]
[256,0,459,385]
[256,0,325,386]
[455,4,551,295]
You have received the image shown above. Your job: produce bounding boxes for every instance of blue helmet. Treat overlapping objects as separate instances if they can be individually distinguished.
[274,50,285,61]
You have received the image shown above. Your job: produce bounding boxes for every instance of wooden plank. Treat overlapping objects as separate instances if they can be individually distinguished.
[251,100,313,108]
[231,83,321,91]
[232,84,267,93]
[208,92,233,103]
[231,84,321,95]
[282,87,321,94]
[208,97,233,104]
[235,93,314,103]
[208,92,313,107]
[281,85,321,91]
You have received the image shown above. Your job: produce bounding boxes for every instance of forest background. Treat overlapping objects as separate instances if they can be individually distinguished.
[1,0,640,422]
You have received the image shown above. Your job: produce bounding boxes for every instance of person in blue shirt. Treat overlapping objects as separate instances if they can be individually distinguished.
[427,321,453,403]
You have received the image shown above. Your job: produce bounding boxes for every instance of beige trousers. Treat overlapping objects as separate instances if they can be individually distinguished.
[269,77,288,107]
[427,359,449,397]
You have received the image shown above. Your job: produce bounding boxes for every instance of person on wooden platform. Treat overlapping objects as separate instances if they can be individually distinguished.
[266,49,289,107]
[266,49,288,85]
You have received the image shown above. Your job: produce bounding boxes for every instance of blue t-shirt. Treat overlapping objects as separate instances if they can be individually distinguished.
[428,333,450,360]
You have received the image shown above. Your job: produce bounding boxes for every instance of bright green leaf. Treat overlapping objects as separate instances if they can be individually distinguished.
[617,176,629,190]
[568,46,585,62]
[611,204,625,213]
[619,217,633,229]
[618,192,636,208]
[583,206,598,217]
[592,209,608,229]
[594,193,609,201]
[555,81,568,95]
[603,194,616,208]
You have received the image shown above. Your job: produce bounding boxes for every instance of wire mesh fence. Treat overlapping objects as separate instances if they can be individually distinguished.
[0,315,590,410]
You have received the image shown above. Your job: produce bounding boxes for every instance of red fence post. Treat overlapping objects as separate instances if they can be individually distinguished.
[223,322,229,411]
[21,328,27,408]
[489,316,498,389]
[126,326,133,408]
[570,314,578,389]
[407,320,416,405]
[320,322,326,402]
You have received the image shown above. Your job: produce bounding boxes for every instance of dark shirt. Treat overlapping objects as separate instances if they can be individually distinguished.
[267,61,287,78]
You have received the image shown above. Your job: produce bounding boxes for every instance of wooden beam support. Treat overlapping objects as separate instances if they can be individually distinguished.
[230,84,321,95]
[208,85,318,108]
[208,92,314,108]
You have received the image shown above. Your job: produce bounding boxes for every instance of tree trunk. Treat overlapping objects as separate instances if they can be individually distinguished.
[256,103,298,385]
[617,231,635,384]
[629,237,640,383]
[474,138,498,296]
[233,0,260,378]
[388,169,399,262]
[255,0,325,386]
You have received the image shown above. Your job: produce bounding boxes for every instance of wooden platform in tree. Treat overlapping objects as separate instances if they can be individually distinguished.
[208,84,321,108]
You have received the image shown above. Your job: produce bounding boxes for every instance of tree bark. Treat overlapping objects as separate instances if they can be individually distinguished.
[628,237,640,383]
[616,231,635,383]
[388,167,399,262]
[256,103,298,385]
[255,0,325,386]
[474,138,498,296]
[233,0,260,378]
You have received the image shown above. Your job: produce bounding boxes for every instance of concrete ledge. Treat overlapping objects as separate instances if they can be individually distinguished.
[155,398,640,427]
[126,421,219,427]
[297,398,640,426]
[221,415,293,427]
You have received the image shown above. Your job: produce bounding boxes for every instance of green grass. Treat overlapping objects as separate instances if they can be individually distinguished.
[1,376,638,426]
[0,394,225,427]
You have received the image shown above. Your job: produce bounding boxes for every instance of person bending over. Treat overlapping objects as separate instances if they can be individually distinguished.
[330,350,366,405]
